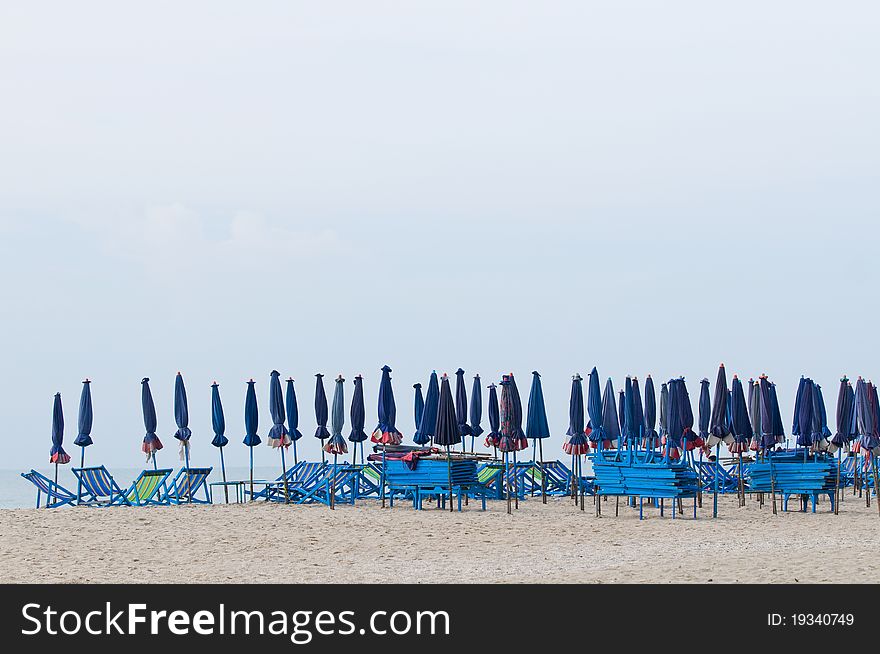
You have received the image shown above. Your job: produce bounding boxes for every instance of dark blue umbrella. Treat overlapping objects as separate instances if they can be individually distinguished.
[174,373,193,471]
[435,373,461,512]
[831,377,853,453]
[174,372,194,501]
[643,375,658,450]
[314,373,330,462]
[210,382,230,501]
[243,379,260,498]
[372,365,403,445]
[618,388,626,445]
[285,378,303,466]
[470,375,483,452]
[498,375,518,512]
[454,368,472,448]
[658,382,669,442]
[756,375,777,452]
[792,376,807,441]
[141,377,162,466]
[816,383,832,445]
[49,392,70,465]
[326,375,348,455]
[414,371,439,446]
[526,371,551,501]
[708,365,730,449]
[622,376,639,446]
[413,383,425,433]
[564,373,588,509]
[769,382,786,448]
[586,367,606,449]
[601,377,620,449]
[74,379,93,453]
[698,378,711,445]
[629,377,644,446]
[664,379,685,460]
[485,382,501,453]
[748,379,762,451]
[796,378,815,449]
[854,379,878,453]
[268,371,292,500]
[729,376,753,452]
[349,375,368,464]
[677,378,698,452]
[508,373,528,452]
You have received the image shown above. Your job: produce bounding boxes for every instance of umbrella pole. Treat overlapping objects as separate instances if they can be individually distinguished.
[76,447,85,505]
[331,453,337,510]
[713,444,719,518]
[513,450,519,510]
[446,445,454,513]
[281,446,290,505]
[505,452,511,515]
[571,453,577,504]
[697,449,703,508]
[531,441,537,497]
[539,439,546,504]
[220,446,229,504]
[381,444,387,509]
[579,455,585,512]
[321,441,326,465]
[769,450,777,515]
[184,444,192,504]
[293,439,298,467]
[834,449,841,515]
[738,452,744,507]
[872,457,880,518]
[249,445,254,502]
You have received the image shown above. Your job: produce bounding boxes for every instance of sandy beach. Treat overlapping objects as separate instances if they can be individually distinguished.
[2,494,878,584]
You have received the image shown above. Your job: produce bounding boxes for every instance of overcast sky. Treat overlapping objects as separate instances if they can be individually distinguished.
[2,1,878,471]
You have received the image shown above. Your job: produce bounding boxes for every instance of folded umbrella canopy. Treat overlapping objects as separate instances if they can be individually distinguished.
[795,378,816,450]
[508,373,529,452]
[629,377,644,446]
[485,382,501,451]
[618,389,626,446]
[658,382,669,444]
[243,379,260,499]
[413,383,425,433]
[564,374,588,455]
[748,378,763,451]
[174,372,193,467]
[470,375,483,452]
[349,375,368,464]
[141,378,162,464]
[434,373,462,512]
[526,371,551,501]
[74,379,94,478]
[372,365,403,445]
[498,375,519,512]
[816,384,832,450]
[455,368,472,447]
[325,375,348,455]
[586,368,608,450]
[414,371,439,446]
[50,392,70,465]
[708,365,730,449]
[210,382,230,501]
[268,371,292,501]
[830,377,854,454]
[729,376,753,453]
[698,378,711,446]
[756,375,777,453]
[643,375,658,450]
[664,379,685,460]
[791,377,807,445]
[285,378,304,466]
[769,382,786,449]
[314,374,330,462]
[601,377,621,450]
[853,378,879,456]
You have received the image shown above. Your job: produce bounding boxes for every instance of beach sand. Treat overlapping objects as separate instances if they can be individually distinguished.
[1,494,878,584]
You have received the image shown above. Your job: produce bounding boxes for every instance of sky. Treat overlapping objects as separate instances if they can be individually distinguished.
[1,1,878,472]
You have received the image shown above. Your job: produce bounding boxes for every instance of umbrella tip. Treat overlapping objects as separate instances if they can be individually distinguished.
[336,374,345,382]
[719,362,725,367]
[83,378,90,383]
[287,377,294,382]
[142,377,150,384]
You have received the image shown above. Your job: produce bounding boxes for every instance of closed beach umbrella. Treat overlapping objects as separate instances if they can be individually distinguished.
[816,384,832,448]
[498,375,518,512]
[74,379,93,486]
[756,376,776,453]
[470,375,483,452]
[830,377,853,454]
[601,378,621,450]
[698,378,711,446]
[485,383,501,454]
[730,375,753,505]
[210,382,230,501]
[413,383,425,433]
[414,371,439,446]
[268,371,292,501]
[629,377,644,446]
[349,375,368,464]
[664,379,684,460]
[659,382,669,443]
[769,382,786,448]
[708,365,730,448]
[285,378,303,466]
[174,373,194,501]
[326,375,348,455]
[141,378,162,465]
[526,371,551,501]
[49,393,70,482]
[173,373,193,468]
[796,379,815,450]
[791,377,807,443]
[243,379,260,499]
[314,374,330,463]
[618,390,626,445]
[508,373,528,451]
[587,368,607,450]
[564,373,588,509]
[748,379,762,451]
[434,373,461,512]
[455,368,472,450]
[372,365,403,445]
[644,375,658,450]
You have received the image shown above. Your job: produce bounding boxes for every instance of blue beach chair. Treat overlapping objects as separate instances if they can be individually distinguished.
[294,465,359,505]
[21,470,77,508]
[251,461,326,501]
[113,469,173,506]
[73,466,129,506]
[162,467,213,504]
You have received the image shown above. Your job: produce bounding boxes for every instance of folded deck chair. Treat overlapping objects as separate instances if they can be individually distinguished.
[248,461,325,501]
[73,466,129,506]
[21,470,77,508]
[113,468,173,506]
[294,465,359,505]
[162,467,213,504]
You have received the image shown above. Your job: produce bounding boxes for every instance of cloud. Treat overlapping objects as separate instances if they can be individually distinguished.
[72,204,344,275]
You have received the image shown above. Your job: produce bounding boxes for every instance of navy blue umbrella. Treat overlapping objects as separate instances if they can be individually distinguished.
[564,373,588,509]
[413,383,425,433]
[372,365,403,445]
[74,379,93,472]
[769,382,786,449]
[141,378,162,466]
[454,368,472,450]
[747,379,762,451]
[486,383,501,453]
[854,378,878,453]
[268,371,292,500]
[796,378,815,450]
[174,373,194,501]
[508,373,528,453]
[831,377,853,454]
[526,371,551,501]
[285,378,303,466]
[630,377,644,446]
[435,373,461,512]
[210,382,230,501]
[622,377,639,447]
[470,375,483,452]
[174,373,193,472]
[314,373,330,463]
[643,375,658,450]
[729,375,752,505]
[664,379,685,460]
[243,379,260,498]
[658,382,669,443]
[414,371,439,446]
[326,375,348,455]
[601,378,620,450]
[698,378,711,445]
[791,376,807,443]
[349,375,368,464]
[618,389,626,446]
[816,383,832,446]
[586,367,606,449]
[708,365,730,518]
[498,375,518,512]
[49,392,70,472]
